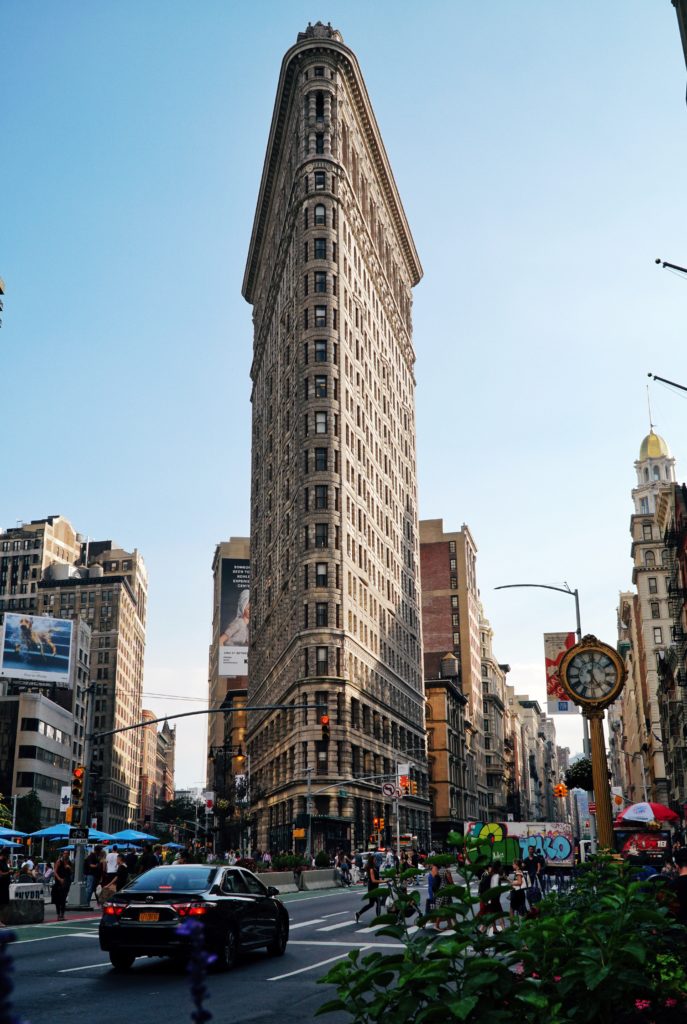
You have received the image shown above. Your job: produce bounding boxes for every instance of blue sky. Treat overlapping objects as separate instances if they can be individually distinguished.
[3,2,687,787]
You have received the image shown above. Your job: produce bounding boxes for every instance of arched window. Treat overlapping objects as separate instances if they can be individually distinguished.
[644,550,655,567]
[314,204,326,225]
[661,549,669,565]
[653,466,660,480]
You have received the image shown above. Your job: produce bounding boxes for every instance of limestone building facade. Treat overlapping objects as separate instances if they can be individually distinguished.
[242,23,429,852]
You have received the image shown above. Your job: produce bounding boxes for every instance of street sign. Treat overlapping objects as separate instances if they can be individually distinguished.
[69,826,88,841]
[589,802,597,813]
[293,828,305,839]
[382,782,396,798]
[338,789,348,798]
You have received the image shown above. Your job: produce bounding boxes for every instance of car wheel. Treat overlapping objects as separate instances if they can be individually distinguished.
[267,917,288,957]
[216,927,239,971]
[109,951,136,971]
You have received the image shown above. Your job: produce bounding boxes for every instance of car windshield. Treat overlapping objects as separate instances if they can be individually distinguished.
[124,866,217,892]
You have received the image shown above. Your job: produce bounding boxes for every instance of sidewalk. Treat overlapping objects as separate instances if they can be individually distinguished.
[42,899,101,924]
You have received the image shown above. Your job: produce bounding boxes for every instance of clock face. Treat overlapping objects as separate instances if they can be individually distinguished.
[565,649,619,702]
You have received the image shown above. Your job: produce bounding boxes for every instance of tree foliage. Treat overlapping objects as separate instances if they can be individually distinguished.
[15,791,42,834]
[564,757,594,792]
[318,836,687,1024]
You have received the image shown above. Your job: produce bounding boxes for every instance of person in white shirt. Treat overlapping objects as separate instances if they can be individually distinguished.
[105,845,119,883]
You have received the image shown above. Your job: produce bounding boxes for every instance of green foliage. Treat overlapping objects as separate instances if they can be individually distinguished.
[318,841,687,1024]
[0,797,12,830]
[265,853,308,872]
[564,757,594,792]
[14,791,42,833]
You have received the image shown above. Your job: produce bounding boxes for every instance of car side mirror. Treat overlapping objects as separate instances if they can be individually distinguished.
[266,886,279,897]
[209,884,222,896]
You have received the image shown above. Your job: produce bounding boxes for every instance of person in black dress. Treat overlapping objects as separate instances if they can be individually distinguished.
[52,854,73,921]
[355,855,381,923]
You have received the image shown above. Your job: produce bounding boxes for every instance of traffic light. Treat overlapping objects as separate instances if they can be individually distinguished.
[320,714,330,743]
[399,774,410,795]
[373,817,380,829]
[71,765,85,807]
[554,783,569,799]
[410,780,418,796]
[559,783,568,798]
[379,818,385,830]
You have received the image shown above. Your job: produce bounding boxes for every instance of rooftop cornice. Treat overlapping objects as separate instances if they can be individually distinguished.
[242,35,422,304]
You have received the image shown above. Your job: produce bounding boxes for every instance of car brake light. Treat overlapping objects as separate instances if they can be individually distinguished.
[172,902,208,917]
[103,904,124,916]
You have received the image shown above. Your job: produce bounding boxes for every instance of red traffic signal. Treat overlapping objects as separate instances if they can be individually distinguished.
[320,714,330,743]
[71,765,86,806]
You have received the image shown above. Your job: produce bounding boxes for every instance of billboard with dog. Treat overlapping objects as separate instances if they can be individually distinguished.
[218,558,250,677]
[0,613,73,684]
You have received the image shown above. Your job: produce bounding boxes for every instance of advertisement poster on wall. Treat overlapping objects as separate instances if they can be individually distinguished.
[544,631,578,715]
[0,613,73,684]
[218,558,250,677]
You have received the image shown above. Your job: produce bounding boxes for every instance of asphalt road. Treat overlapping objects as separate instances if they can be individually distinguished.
[11,886,411,1024]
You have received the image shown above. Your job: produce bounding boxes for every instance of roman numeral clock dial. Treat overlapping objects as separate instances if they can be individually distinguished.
[558,636,626,709]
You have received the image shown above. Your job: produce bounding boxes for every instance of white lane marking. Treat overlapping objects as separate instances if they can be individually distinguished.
[14,933,99,945]
[317,921,355,932]
[321,911,349,919]
[282,890,358,904]
[58,961,110,973]
[288,939,403,949]
[268,951,353,981]
[288,918,326,930]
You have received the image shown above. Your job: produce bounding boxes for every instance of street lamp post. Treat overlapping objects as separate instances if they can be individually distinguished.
[494,581,590,757]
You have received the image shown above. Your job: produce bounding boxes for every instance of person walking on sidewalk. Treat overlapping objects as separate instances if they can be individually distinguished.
[52,853,73,921]
[355,855,381,923]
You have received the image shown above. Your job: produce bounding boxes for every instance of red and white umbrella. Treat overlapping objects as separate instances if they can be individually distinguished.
[615,801,679,825]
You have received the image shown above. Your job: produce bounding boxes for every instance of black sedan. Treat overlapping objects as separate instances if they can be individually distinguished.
[99,864,289,971]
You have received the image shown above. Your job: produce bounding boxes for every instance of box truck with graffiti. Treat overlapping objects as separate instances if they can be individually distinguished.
[463,820,575,868]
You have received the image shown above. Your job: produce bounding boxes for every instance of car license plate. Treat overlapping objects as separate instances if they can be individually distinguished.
[139,911,159,922]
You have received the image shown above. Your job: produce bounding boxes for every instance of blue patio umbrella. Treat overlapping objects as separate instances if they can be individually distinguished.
[0,827,28,838]
[30,824,114,842]
[0,839,24,849]
[109,829,158,843]
[162,842,184,849]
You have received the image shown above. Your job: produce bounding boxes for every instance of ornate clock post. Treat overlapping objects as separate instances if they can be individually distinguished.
[558,635,626,850]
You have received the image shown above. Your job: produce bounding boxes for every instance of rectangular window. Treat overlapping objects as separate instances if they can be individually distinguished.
[315,134,324,154]
[304,526,310,550]
[484,737,491,750]
[314,485,328,509]
[449,541,456,554]
[648,577,658,594]
[316,562,328,587]
[303,604,309,628]
[314,238,326,259]
[315,411,327,433]
[315,448,328,471]
[315,339,327,362]
[303,273,309,296]
[452,631,460,645]
[654,626,663,644]
[450,576,458,590]
[451,596,458,609]
[452,613,459,626]
[314,375,327,397]
[314,205,326,226]
[314,66,324,77]
[449,558,457,571]
[316,646,328,673]
[304,308,309,329]
[314,171,325,190]
[651,601,660,619]
[315,523,329,548]
[316,602,328,627]
[315,305,327,327]
[314,271,327,293]
[643,523,653,540]
[304,565,309,589]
